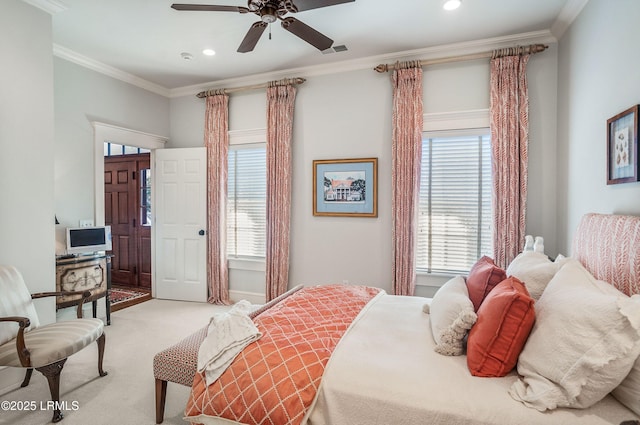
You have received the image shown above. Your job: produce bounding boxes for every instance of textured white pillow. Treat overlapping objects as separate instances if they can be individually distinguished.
[506,252,561,300]
[428,276,477,356]
[612,355,640,416]
[509,259,640,411]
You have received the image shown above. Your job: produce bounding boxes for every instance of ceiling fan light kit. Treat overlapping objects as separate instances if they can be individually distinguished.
[260,5,278,23]
[171,0,355,53]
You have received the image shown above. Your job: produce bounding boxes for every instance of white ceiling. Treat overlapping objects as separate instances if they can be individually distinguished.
[41,0,583,94]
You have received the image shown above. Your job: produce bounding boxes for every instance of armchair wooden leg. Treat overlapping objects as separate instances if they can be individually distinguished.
[155,379,168,424]
[36,358,67,423]
[97,333,108,377]
[20,368,33,387]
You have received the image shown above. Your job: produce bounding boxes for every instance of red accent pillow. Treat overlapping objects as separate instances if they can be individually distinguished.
[466,277,535,377]
[466,256,506,311]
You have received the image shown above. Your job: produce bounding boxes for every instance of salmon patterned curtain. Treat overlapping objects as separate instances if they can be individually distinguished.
[204,91,230,304]
[490,50,530,268]
[392,62,423,296]
[265,80,297,301]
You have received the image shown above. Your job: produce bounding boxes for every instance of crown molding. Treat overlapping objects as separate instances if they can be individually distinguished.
[22,0,67,14]
[551,0,589,39]
[168,29,557,98]
[53,44,171,98]
[55,28,558,100]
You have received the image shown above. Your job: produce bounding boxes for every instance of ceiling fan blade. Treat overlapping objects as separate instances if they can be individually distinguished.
[237,22,268,53]
[292,0,354,12]
[281,17,333,51]
[171,4,249,13]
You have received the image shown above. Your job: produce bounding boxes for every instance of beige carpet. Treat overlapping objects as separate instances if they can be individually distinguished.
[0,299,231,425]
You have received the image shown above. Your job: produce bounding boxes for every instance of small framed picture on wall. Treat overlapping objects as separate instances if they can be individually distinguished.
[607,105,639,185]
[313,157,378,217]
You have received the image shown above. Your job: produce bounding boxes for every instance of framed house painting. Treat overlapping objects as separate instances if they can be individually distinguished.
[607,105,639,184]
[313,158,378,217]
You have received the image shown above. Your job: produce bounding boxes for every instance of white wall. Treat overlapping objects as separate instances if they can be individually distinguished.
[0,0,56,318]
[54,57,171,235]
[556,0,640,254]
[290,70,393,291]
[525,44,559,256]
[169,47,559,298]
[0,0,56,390]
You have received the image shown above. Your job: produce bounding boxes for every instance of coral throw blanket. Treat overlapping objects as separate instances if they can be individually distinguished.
[185,284,381,425]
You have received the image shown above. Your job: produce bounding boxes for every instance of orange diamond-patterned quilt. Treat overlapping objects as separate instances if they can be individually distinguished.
[184,284,381,425]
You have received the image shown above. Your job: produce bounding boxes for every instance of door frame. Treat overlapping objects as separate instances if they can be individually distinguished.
[92,122,167,296]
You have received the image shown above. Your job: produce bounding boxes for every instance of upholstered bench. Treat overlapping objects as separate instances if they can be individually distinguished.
[152,285,303,424]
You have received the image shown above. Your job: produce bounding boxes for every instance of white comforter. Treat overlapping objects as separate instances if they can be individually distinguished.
[305,293,638,425]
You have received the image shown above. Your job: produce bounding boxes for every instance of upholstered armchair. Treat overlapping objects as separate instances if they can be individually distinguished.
[0,266,107,423]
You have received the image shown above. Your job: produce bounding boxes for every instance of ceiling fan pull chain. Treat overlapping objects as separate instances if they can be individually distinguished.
[269,25,272,40]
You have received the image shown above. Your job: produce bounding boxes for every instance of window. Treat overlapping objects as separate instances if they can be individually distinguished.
[416,131,493,274]
[103,142,150,156]
[139,168,151,226]
[227,143,267,259]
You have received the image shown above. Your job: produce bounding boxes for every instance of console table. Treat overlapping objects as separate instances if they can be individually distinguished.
[55,254,112,325]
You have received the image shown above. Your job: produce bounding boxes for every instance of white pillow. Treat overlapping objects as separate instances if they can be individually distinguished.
[509,259,640,411]
[506,252,562,300]
[612,356,640,416]
[428,276,477,356]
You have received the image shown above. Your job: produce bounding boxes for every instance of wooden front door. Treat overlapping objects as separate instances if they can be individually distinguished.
[104,153,151,289]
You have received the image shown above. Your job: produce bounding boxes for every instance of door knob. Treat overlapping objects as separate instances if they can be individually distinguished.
[198,229,206,236]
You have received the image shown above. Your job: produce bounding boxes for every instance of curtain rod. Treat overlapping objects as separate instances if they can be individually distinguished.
[373,44,548,73]
[196,77,306,98]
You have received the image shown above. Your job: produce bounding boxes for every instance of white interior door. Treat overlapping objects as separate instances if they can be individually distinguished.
[155,147,208,302]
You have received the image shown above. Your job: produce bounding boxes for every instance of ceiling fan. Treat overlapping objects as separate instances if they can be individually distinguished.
[171,0,354,53]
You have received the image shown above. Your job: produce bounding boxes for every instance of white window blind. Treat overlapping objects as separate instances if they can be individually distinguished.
[227,144,266,258]
[416,132,493,274]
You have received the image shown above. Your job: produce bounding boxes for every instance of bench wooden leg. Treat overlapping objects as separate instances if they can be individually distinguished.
[155,378,168,424]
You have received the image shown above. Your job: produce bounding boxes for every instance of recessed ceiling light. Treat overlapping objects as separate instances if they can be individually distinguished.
[202,49,216,56]
[443,0,461,11]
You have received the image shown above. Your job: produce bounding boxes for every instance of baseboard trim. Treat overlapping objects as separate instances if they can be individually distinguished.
[0,367,24,394]
[229,290,266,305]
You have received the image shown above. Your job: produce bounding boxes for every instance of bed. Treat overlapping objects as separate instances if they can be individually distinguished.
[184,213,640,425]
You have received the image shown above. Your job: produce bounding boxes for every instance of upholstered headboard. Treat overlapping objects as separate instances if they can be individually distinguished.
[572,213,640,296]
